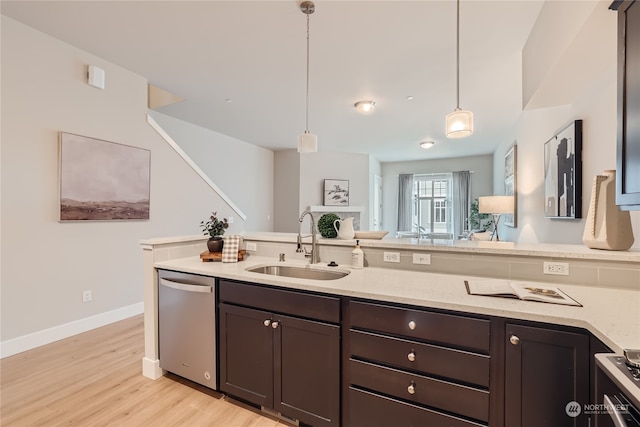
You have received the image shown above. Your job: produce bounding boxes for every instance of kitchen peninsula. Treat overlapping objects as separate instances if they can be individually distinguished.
[141,233,640,426]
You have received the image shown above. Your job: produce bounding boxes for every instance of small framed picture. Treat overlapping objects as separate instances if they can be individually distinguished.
[504,144,517,227]
[323,179,349,206]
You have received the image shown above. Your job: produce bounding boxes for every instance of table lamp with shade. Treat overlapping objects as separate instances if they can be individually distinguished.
[478,196,514,241]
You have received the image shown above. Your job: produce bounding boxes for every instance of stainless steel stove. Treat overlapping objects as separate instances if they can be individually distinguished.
[596,352,640,426]
[610,354,640,385]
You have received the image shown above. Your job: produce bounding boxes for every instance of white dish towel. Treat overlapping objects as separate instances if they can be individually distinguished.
[222,235,241,263]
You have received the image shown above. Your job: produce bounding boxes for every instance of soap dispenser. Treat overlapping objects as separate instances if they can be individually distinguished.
[352,240,364,269]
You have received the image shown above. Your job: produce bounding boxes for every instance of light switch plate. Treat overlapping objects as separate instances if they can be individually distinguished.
[412,253,431,265]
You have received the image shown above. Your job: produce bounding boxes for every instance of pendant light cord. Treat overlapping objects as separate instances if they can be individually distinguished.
[455,0,460,110]
[305,12,310,133]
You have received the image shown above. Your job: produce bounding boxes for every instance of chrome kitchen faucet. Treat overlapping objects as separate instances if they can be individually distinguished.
[297,209,318,264]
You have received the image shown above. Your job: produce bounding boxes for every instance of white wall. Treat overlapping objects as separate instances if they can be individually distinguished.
[274,149,372,233]
[369,156,382,230]
[381,155,494,234]
[149,111,273,231]
[274,150,300,232]
[299,150,371,230]
[495,3,640,248]
[0,17,254,354]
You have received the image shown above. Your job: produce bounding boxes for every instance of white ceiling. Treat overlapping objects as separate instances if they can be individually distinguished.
[1,0,545,162]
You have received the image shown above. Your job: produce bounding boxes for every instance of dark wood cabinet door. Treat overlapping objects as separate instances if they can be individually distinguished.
[274,314,340,427]
[615,0,640,208]
[505,323,590,427]
[219,303,273,407]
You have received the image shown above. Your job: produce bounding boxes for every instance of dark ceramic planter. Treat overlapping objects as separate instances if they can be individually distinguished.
[207,237,224,253]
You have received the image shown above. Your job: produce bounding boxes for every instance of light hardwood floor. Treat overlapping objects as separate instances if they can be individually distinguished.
[1,315,287,427]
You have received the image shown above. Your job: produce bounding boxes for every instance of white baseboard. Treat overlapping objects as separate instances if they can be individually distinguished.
[142,356,165,380]
[0,302,144,359]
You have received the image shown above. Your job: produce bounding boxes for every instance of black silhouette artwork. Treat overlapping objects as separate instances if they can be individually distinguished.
[556,137,575,217]
[543,120,582,219]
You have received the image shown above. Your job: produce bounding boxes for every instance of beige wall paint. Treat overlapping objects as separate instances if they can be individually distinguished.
[381,155,494,234]
[497,13,640,248]
[274,150,300,233]
[299,150,372,231]
[149,111,274,231]
[274,150,372,233]
[0,17,254,348]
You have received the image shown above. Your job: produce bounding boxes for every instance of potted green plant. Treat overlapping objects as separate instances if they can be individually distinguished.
[468,199,494,233]
[200,211,229,252]
[317,213,340,238]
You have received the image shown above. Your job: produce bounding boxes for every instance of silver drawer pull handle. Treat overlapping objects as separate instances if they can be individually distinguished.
[264,319,271,327]
[407,382,416,395]
[271,321,279,329]
[408,320,416,330]
[510,335,520,345]
[407,351,416,362]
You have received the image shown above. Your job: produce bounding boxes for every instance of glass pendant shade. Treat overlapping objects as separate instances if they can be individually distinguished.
[297,131,317,153]
[446,108,474,138]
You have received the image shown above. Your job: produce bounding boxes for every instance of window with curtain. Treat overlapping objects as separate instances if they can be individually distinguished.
[412,174,452,238]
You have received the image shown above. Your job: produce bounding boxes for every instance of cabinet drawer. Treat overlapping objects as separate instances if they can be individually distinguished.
[350,330,490,387]
[349,387,485,427]
[350,359,489,422]
[349,300,490,353]
[219,280,340,323]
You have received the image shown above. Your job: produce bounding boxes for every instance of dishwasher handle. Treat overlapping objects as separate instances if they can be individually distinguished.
[159,278,213,293]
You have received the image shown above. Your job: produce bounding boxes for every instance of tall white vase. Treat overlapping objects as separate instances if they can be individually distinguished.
[582,170,634,250]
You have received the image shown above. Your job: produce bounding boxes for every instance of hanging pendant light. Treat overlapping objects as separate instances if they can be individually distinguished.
[446,0,473,139]
[298,1,317,153]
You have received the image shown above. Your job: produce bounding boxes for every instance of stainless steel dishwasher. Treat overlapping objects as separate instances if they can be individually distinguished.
[158,269,216,389]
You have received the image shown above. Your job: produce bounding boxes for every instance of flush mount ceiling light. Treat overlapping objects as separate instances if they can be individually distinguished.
[420,141,435,149]
[354,100,376,113]
[297,1,317,153]
[446,0,474,139]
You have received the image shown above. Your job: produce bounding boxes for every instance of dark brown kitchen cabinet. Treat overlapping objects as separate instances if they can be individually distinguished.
[219,280,340,427]
[345,300,493,427]
[505,323,590,427]
[612,0,640,209]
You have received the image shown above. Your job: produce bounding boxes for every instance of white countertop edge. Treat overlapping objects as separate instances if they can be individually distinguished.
[243,233,640,262]
[139,234,208,246]
[153,255,640,354]
[139,233,640,262]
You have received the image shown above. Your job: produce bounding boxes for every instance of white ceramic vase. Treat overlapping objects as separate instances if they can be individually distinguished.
[582,170,634,250]
[333,217,355,240]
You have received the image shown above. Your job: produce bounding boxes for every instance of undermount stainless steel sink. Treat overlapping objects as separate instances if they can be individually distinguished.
[246,264,350,280]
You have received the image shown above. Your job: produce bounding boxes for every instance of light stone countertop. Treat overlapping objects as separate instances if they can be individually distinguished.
[154,254,640,354]
[243,232,640,262]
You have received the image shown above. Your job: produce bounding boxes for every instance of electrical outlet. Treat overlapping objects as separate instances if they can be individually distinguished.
[412,253,431,265]
[383,252,401,263]
[246,242,257,251]
[543,262,570,276]
[228,216,234,224]
[82,290,92,303]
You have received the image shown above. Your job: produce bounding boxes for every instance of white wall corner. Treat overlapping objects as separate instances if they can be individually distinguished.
[146,114,247,220]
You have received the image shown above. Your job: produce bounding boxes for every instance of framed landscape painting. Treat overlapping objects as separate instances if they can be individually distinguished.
[59,132,151,221]
[323,179,349,206]
[543,120,582,219]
